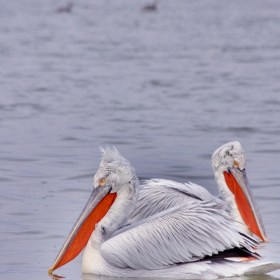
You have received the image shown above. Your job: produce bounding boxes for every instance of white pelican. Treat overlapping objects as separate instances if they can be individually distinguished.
[49,147,279,278]
[128,141,268,242]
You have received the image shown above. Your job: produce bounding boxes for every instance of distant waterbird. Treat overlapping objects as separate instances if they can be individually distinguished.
[142,0,157,12]
[56,2,73,13]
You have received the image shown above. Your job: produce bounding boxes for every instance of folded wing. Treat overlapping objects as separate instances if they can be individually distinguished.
[101,199,258,270]
[127,179,225,224]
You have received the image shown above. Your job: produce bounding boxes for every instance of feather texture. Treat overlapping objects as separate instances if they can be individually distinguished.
[127,179,226,225]
[101,199,257,270]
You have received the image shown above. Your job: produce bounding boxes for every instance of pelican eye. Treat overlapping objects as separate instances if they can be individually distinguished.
[233,160,239,168]
[99,178,106,186]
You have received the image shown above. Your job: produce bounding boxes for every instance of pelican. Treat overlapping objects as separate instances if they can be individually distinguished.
[49,147,279,278]
[128,141,268,242]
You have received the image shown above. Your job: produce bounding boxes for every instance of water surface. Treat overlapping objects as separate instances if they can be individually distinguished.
[1,0,280,279]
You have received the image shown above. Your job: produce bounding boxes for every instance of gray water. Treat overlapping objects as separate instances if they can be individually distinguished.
[1,0,280,279]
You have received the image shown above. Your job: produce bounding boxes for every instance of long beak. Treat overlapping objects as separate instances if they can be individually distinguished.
[48,186,117,274]
[224,168,268,242]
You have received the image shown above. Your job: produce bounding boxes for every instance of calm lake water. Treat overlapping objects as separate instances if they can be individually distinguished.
[1,0,280,279]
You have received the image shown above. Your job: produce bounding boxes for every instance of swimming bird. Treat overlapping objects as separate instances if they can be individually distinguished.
[56,2,73,13]
[128,141,268,242]
[142,0,157,12]
[48,147,279,278]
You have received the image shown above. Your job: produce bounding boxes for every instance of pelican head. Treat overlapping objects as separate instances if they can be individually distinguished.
[212,141,246,172]
[94,147,138,194]
[48,147,139,274]
[212,141,268,242]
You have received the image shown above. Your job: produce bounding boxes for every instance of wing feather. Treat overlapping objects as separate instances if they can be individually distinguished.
[127,179,225,224]
[101,200,257,270]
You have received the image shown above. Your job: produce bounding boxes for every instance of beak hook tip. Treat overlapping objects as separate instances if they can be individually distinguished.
[264,237,269,243]
[48,267,54,275]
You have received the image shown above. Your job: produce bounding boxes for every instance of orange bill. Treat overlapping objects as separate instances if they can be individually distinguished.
[224,169,268,242]
[48,186,117,274]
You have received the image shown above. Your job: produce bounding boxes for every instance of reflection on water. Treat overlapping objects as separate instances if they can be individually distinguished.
[82,274,280,280]
[1,0,280,280]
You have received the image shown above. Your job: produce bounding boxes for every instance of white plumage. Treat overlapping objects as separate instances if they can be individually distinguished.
[50,145,279,279]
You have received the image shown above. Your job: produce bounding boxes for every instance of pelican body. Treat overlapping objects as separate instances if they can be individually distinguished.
[129,141,268,242]
[49,145,279,279]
